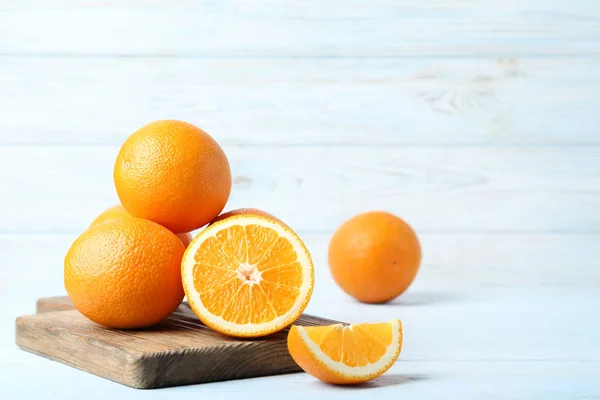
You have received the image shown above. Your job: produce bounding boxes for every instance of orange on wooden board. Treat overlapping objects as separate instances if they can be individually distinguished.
[90,204,193,247]
[181,213,314,337]
[114,120,231,233]
[64,218,185,329]
[328,211,421,303]
[287,320,402,384]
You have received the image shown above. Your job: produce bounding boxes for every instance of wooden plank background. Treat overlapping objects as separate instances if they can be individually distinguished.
[1,1,599,57]
[1,0,599,398]
[1,57,599,145]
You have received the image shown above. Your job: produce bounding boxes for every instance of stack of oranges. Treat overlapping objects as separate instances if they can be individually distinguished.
[64,120,421,385]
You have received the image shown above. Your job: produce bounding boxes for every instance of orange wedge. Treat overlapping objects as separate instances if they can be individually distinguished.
[181,213,314,337]
[287,320,402,384]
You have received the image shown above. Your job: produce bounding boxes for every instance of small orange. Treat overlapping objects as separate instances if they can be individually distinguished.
[90,204,193,247]
[328,211,421,303]
[182,213,314,337]
[64,218,185,329]
[287,320,402,384]
[114,120,231,233]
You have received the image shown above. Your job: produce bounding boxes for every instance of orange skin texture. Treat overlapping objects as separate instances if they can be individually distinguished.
[64,218,185,329]
[114,120,232,233]
[90,204,193,247]
[328,211,421,303]
[176,231,193,247]
[210,208,285,226]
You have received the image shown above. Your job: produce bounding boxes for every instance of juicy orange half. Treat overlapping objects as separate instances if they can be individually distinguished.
[287,320,402,384]
[181,214,314,337]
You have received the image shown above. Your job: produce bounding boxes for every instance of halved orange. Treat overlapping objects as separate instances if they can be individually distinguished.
[287,320,402,384]
[181,213,314,337]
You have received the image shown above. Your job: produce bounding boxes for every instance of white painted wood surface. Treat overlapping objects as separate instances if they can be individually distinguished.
[3,146,599,234]
[1,1,599,398]
[2,0,600,56]
[1,57,599,145]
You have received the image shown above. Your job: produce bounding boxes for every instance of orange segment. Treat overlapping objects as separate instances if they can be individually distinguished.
[287,320,402,385]
[194,236,239,270]
[198,276,240,314]
[215,225,248,264]
[318,325,344,363]
[245,224,280,265]
[355,323,393,347]
[221,284,252,324]
[305,325,337,345]
[249,284,277,324]
[181,213,314,338]
[261,262,303,286]
[260,280,300,316]
[257,236,298,270]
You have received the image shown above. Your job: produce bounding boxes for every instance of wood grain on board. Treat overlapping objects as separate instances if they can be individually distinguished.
[9,289,600,398]
[0,57,598,145]
[16,296,340,389]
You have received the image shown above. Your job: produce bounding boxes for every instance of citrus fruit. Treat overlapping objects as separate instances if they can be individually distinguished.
[177,232,193,247]
[211,208,284,226]
[64,218,185,329]
[89,204,131,227]
[90,204,193,247]
[114,120,231,233]
[287,320,403,384]
[181,213,314,337]
[328,211,421,303]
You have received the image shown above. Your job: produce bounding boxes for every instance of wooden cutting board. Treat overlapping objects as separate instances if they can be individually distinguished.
[15,296,340,389]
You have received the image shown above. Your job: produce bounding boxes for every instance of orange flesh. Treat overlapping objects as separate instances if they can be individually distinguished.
[192,223,303,324]
[305,322,393,367]
[287,320,402,385]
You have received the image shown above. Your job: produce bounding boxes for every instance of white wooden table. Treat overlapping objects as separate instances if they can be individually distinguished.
[1,1,599,398]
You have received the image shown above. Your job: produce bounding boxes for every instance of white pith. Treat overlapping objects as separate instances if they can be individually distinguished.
[296,320,402,377]
[181,215,314,335]
[236,262,262,284]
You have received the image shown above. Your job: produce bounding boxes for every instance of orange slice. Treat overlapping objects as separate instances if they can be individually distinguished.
[287,320,402,384]
[181,213,314,337]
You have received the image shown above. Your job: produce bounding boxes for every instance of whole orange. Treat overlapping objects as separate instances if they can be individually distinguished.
[210,208,285,226]
[328,211,421,303]
[114,120,231,233]
[90,204,130,227]
[64,218,185,328]
[90,204,193,247]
